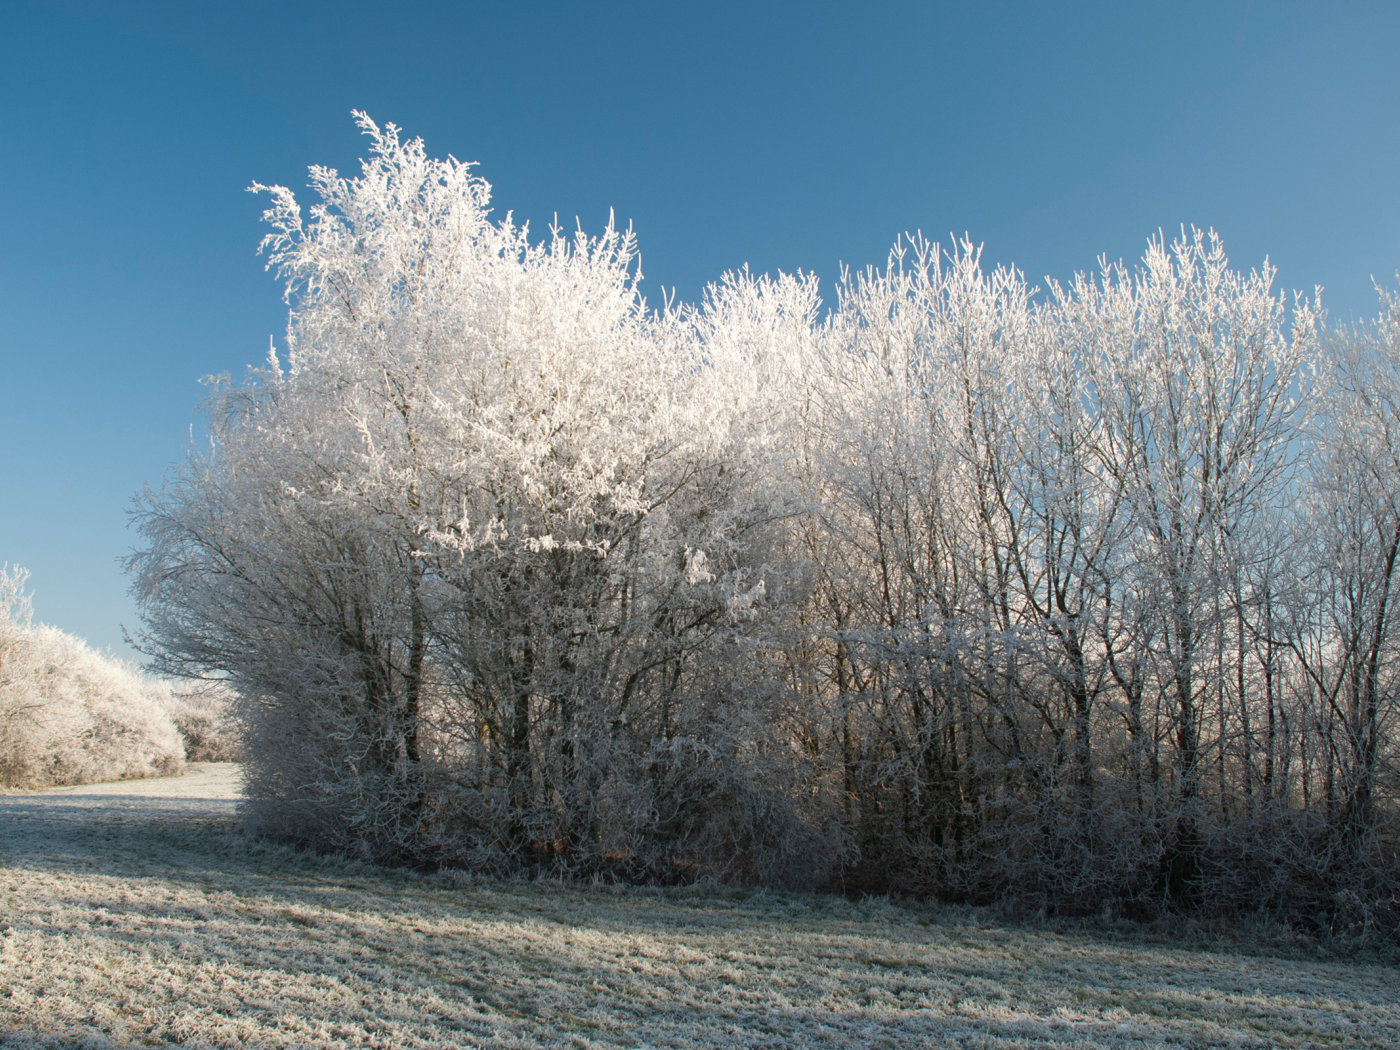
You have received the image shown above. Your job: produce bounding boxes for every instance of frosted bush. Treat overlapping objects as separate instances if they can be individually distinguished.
[0,568,184,788]
[157,679,242,762]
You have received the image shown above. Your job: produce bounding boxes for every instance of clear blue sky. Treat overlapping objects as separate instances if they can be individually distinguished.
[3,1,1398,659]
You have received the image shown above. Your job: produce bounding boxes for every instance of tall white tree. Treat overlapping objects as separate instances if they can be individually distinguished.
[1072,229,1315,898]
[131,115,829,878]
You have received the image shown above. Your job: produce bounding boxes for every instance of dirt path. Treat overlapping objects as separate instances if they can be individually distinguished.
[1,768,1397,1048]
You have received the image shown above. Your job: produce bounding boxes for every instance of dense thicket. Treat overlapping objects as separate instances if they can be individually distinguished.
[130,116,1400,926]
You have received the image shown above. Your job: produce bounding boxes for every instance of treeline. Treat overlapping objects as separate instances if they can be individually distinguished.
[130,115,1400,926]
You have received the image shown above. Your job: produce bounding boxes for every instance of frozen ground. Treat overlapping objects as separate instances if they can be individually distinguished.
[0,766,1395,1048]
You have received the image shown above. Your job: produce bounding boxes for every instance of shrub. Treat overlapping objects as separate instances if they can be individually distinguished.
[156,679,242,762]
[0,567,185,788]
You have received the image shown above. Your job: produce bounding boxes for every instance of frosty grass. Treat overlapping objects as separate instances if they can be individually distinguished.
[0,766,1395,1048]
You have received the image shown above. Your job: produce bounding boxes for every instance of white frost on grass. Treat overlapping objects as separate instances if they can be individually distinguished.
[15,760,245,800]
[0,766,1396,1049]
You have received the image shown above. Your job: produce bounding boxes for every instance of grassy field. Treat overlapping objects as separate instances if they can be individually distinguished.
[0,766,1395,1048]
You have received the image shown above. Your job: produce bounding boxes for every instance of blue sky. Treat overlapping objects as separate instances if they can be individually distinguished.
[3,1,1398,658]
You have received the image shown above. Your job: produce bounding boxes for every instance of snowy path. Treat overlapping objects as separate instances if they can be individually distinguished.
[1,767,1397,1048]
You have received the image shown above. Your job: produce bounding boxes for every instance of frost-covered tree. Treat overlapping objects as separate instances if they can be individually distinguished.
[1287,289,1400,846]
[131,115,830,879]
[1064,232,1316,899]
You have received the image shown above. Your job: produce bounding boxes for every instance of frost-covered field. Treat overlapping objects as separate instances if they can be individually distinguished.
[0,768,1395,1049]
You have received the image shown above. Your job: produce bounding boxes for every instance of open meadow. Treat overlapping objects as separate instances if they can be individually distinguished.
[0,766,1395,1049]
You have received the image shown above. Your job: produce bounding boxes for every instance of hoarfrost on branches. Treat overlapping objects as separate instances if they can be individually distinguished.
[0,566,188,788]
[129,116,1400,925]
